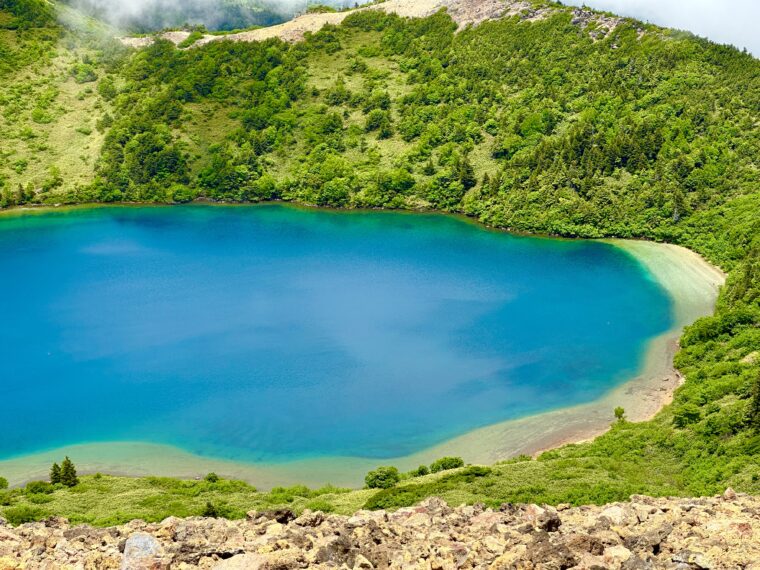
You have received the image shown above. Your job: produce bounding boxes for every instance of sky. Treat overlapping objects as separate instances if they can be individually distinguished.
[562,0,758,55]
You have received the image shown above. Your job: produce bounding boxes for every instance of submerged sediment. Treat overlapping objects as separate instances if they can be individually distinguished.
[1,492,758,569]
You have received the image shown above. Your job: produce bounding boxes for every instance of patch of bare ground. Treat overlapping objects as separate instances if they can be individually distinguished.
[118,0,645,49]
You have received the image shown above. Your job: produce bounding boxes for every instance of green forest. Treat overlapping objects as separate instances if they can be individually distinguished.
[0,0,758,524]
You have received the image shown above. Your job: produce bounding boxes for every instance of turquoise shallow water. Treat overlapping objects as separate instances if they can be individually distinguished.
[0,205,672,463]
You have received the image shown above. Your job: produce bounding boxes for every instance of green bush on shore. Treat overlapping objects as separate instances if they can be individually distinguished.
[365,466,401,489]
[25,481,54,495]
[409,465,429,478]
[429,457,465,473]
[4,505,45,526]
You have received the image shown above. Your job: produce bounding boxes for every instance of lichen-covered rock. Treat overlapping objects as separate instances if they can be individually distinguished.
[0,493,758,569]
[121,532,167,570]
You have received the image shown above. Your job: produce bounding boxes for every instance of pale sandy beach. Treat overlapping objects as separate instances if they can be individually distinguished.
[0,236,724,488]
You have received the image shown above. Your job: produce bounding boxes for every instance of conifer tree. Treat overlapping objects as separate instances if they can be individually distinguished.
[50,462,61,484]
[672,187,686,223]
[203,501,219,518]
[748,373,760,432]
[60,456,79,487]
[456,155,476,190]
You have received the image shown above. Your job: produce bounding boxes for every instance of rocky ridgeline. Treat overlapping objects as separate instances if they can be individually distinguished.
[120,0,636,49]
[1,491,758,569]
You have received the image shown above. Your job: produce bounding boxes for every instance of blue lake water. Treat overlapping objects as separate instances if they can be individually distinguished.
[0,205,672,463]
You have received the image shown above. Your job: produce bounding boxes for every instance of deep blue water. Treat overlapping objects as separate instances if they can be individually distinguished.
[0,205,672,462]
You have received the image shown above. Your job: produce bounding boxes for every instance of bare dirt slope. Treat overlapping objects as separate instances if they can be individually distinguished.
[118,0,630,49]
[119,0,540,48]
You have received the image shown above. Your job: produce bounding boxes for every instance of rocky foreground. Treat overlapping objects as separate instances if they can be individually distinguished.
[1,491,759,569]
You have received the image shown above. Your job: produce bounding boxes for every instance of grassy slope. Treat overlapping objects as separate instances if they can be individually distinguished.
[0,1,758,526]
[0,452,686,527]
[0,5,114,201]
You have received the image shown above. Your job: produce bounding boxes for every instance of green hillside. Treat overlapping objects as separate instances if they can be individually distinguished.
[0,0,758,525]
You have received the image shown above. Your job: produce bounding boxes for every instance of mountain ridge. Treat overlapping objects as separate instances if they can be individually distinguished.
[119,0,632,48]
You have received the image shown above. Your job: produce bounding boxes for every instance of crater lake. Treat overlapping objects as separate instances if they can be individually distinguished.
[0,205,673,465]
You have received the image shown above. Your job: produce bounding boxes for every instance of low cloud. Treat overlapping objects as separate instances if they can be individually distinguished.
[563,0,758,55]
[65,0,350,31]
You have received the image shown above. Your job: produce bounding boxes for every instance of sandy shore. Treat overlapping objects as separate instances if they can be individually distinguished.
[396,239,726,465]
[0,236,724,488]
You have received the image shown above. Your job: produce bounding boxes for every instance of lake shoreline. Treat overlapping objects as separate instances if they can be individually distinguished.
[0,199,697,244]
[0,204,725,488]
